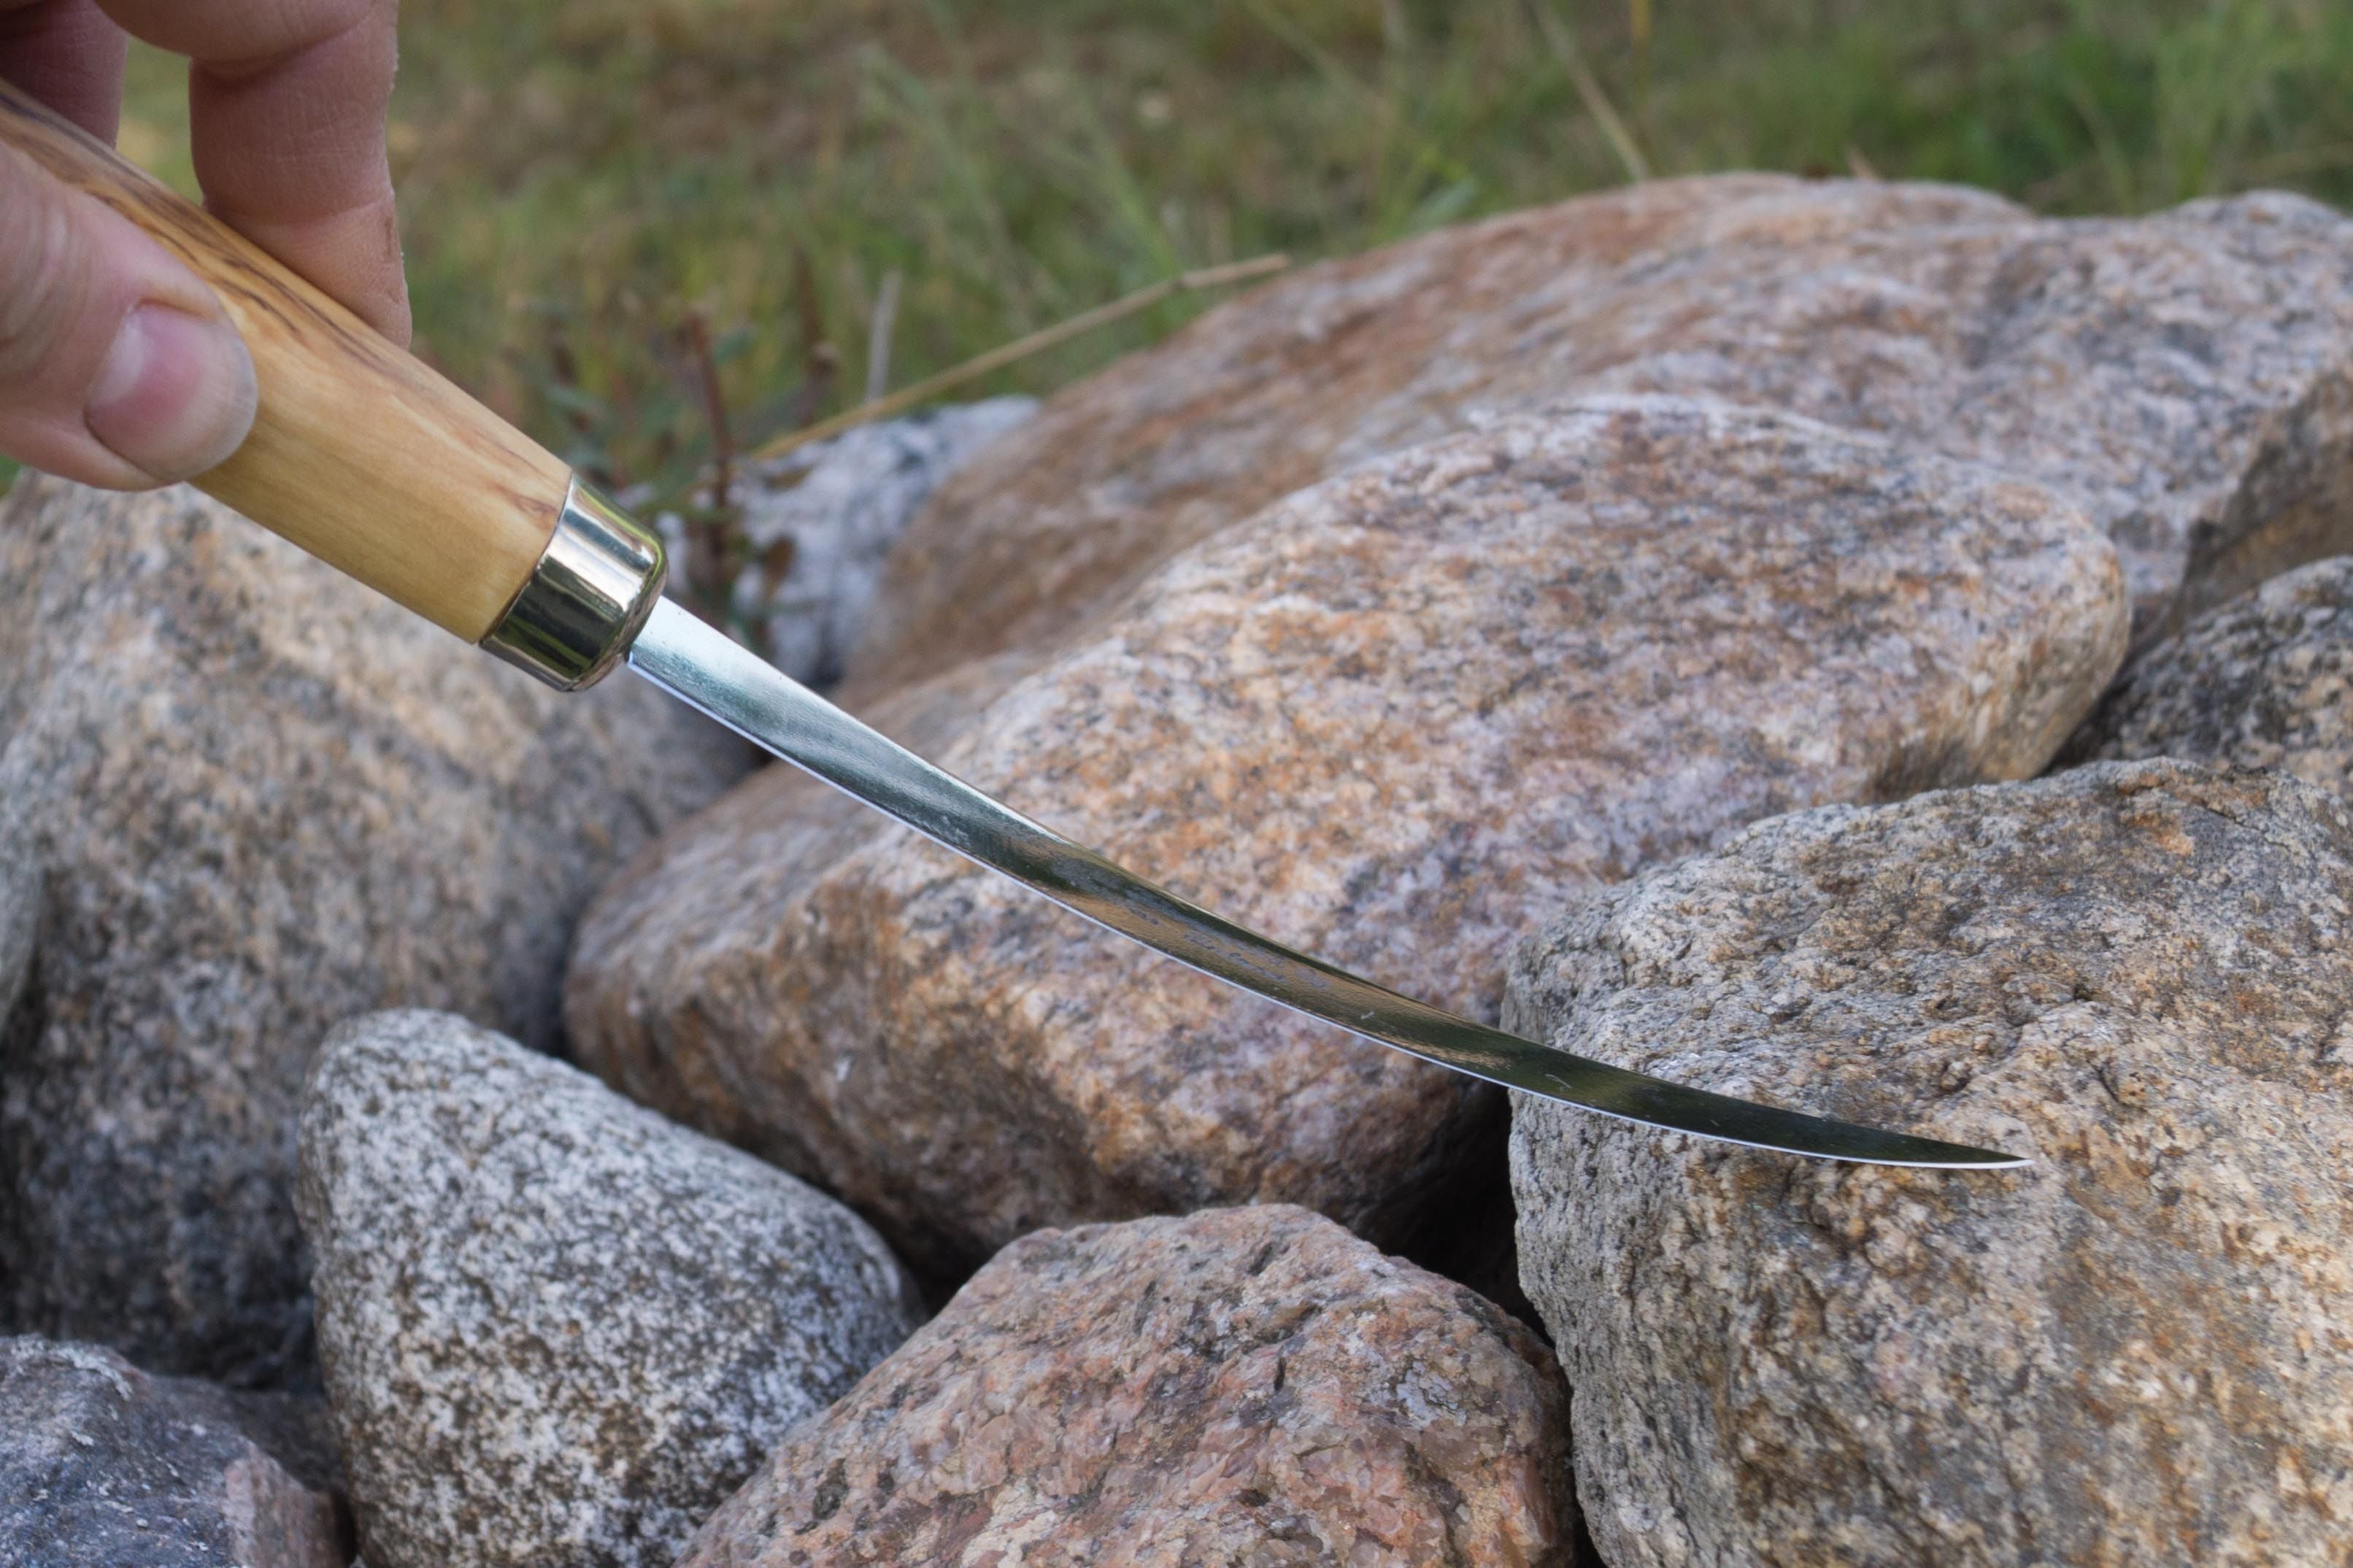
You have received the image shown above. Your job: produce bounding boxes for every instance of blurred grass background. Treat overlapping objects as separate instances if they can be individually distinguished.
[3,0,2349,502]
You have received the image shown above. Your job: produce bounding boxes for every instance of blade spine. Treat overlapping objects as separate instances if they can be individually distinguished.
[626,602,2026,1170]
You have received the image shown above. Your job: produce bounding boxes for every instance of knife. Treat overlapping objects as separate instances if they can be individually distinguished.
[0,82,2024,1170]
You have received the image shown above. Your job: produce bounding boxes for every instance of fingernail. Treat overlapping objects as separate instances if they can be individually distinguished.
[85,304,259,482]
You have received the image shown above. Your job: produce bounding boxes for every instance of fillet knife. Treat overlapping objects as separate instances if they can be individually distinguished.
[0,82,2024,1170]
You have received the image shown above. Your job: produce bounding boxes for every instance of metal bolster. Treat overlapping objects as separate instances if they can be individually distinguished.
[481,479,668,691]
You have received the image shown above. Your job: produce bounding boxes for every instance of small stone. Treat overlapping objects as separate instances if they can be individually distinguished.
[0,1335,347,1567]
[2062,553,2353,792]
[0,479,748,1386]
[569,396,2127,1278]
[296,1009,920,1568]
[853,178,2353,701]
[717,399,1036,686]
[1508,758,2353,1567]
[676,1205,1578,1567]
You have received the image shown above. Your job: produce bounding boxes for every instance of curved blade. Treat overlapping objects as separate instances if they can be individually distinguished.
[628,600,2025,1170]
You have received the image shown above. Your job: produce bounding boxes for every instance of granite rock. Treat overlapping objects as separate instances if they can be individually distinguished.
[2063,552,2353,793]
[0,1335,347,1567]
[0,798,34,1047]
[853,177,2353,700]
[1509,759,2353,1568]
[0,479,748,1386]
[569,396,2128,1277]
[296,1009,920,1568]
[677,1205,1578,1567]
[715,398,1036,686]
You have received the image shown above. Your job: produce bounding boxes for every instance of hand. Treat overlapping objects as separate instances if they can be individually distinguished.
[0,0,406,488]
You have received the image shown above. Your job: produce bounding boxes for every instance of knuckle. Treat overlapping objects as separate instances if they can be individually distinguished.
[264,0,397,58]
[109,0,391,69]
[281,0,392,53]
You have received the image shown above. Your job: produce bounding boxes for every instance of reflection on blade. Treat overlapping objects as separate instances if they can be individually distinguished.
[628,600,2025,1170]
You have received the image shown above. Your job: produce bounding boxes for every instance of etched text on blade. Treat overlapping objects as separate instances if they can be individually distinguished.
[625,600,2025,1170]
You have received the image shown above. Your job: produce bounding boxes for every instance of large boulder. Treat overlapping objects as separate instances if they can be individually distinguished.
[677,1205,1579,1567]
[0,479,747,1386]
[296,1009,921,1568]
[0,1335,347,1567]
[1509,760,2353,1567]
[2062,552,2353,791]
[569,396,2127,1278]
[854,177,2353,697]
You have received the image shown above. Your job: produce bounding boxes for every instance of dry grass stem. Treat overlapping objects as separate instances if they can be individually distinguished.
[1530,1,1652,185]
[680,310,739,622]
[866,269,904,404]
[751,252,1291,463]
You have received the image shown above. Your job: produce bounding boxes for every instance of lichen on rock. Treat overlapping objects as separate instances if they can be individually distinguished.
[720,398,1036,686]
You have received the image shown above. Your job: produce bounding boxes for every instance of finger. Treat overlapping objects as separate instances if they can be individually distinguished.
[0,0,126,139]
[0,136,257,487]
[96,0,408,343]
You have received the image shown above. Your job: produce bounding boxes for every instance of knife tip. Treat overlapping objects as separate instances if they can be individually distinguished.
[1856,1140,2033,1171]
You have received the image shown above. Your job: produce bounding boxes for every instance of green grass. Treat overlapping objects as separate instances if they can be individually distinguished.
[11,0,2345,507]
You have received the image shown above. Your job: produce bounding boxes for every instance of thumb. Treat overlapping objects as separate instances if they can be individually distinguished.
[0,138,257,488]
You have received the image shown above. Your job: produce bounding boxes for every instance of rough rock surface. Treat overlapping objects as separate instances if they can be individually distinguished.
[677,1205,1578,1567]
[570,396,2128,1278]
[2063,552,2353,792]
[0,800,33,1052]
[718,398,1036,686]
[1509,759,2353,1568]
[0,479,748,1386]
[853,177,2353,698]
[0,1335,347,1567]
[296,1009,921,1568]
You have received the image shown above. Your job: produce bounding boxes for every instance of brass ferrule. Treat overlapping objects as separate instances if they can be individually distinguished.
[480,479,668,691]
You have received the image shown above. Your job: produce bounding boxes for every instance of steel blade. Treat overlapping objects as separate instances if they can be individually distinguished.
[627,600,2025,1169]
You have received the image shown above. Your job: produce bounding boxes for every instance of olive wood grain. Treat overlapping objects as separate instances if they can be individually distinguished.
[0,79,569,642]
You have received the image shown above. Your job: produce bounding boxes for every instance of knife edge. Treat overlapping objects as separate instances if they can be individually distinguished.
[627,596,2029,1172]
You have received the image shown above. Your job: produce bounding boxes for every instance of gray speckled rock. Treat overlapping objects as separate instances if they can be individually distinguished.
[0,799,34,1045]
[854,178,2353,701]
[0,1335,348,1567]
[1509,759,2353,1568]
[569,396,2127,1279]
[2063,553,2353,792]
[296,1009,920,1568]
[717,399,1035,686]
[679,1205,1579,1567]
[0,479,748,1387]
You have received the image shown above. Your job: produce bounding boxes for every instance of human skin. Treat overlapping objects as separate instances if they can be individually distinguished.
[0,0,405,487]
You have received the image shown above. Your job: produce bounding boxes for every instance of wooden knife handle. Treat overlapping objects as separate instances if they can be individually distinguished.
[0,79,570,643]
